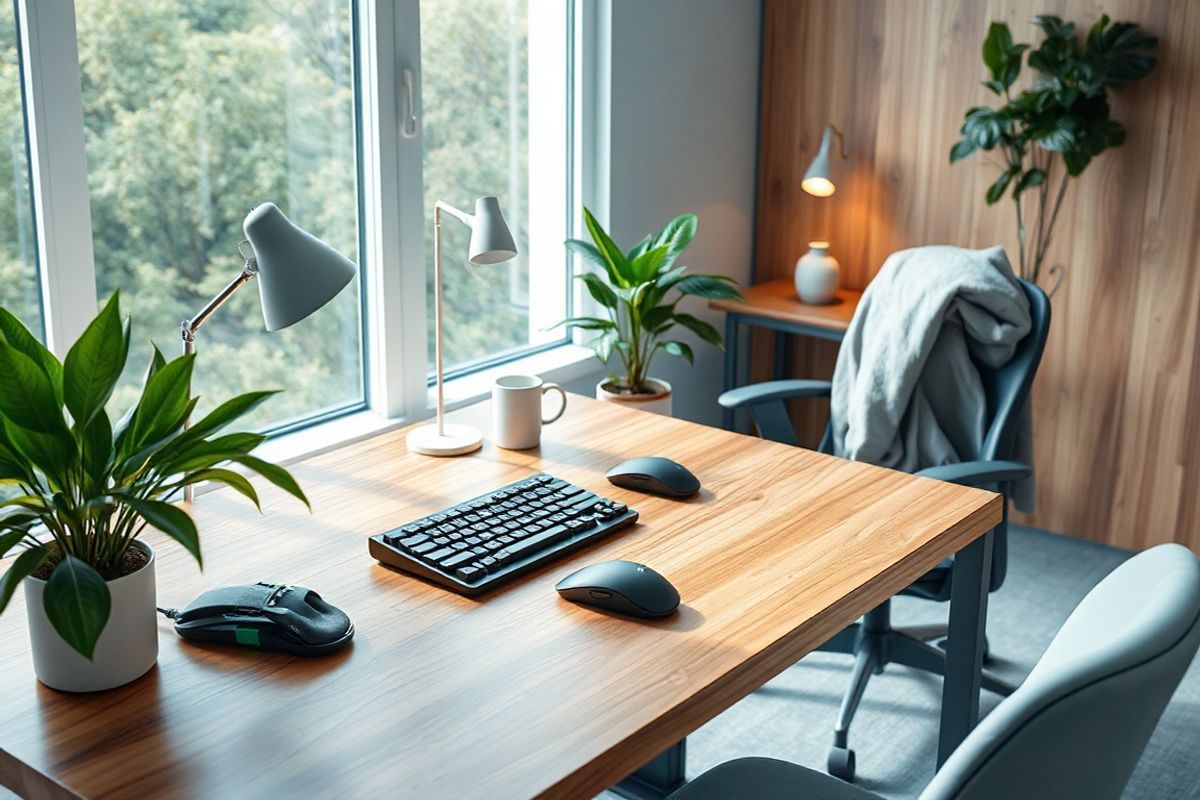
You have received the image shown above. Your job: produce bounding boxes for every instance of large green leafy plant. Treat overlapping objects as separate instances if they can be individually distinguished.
[557,208,742,394]
[949,15,1157,286]
[0,293,307,659]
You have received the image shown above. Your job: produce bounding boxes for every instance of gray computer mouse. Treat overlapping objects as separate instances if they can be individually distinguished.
[606,456,700,498]
[555,560,680,619]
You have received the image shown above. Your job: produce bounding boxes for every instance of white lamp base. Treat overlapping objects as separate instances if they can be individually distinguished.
[406,423,483,456]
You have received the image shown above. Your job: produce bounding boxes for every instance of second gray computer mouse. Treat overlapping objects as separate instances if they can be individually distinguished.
[555,560,680,618]
[606,456,700,498]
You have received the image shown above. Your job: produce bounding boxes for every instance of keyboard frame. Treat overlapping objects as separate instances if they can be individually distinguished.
[368,473,639,596]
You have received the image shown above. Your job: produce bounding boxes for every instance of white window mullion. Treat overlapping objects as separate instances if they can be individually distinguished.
[17,0,97,357]
[360,0,428,420]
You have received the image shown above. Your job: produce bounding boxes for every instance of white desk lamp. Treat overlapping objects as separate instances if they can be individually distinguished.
[407,196,517,456]
[180,202,357,500]
[795,125,849,304]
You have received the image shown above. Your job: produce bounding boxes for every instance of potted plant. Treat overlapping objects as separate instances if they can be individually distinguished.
[557,208,742,416]
[0,292,307,692]
[949,14,1157,290]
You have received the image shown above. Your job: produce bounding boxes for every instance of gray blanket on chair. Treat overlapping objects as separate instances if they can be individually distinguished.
[829,245,1035,511]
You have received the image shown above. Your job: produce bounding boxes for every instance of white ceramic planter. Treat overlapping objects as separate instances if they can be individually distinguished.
[794,240,840,304]
[23,540,158,692]
[596,377,673,416]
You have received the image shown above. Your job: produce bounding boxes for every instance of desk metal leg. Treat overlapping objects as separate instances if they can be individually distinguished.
[772,330,790,380]
[612,739,687,799]
[722,316,739,430]
[938,530,993,767]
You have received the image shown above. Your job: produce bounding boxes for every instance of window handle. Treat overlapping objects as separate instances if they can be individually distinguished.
[401,68,418,139]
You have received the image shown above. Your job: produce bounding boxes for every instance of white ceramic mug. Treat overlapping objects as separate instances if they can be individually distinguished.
[492,375,567,449]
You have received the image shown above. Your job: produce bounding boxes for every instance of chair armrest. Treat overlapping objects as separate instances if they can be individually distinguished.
[915,460,1032,488]
[718,380,833,409]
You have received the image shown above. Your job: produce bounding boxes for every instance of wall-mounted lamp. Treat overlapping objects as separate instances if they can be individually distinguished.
[796,125,848,304]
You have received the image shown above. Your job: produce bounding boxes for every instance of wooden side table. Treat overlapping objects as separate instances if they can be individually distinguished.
[709,279,862,429]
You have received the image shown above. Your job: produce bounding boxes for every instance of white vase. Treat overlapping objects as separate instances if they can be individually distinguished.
[596,376,673,416]
[794,240,840,304]
[23,540,158,692]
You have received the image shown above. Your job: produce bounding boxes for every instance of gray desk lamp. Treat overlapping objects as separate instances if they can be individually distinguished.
[407,196,517,456]
[180,202,357,500]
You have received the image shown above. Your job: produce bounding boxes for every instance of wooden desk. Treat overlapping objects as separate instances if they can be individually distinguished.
[0,397,999,799]
[709,278,862,430]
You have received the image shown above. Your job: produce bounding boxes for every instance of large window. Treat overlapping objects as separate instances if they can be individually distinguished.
[3,0,581,439]
[0,4,40,338]
[421,0,572,376]
[77,0,364,431]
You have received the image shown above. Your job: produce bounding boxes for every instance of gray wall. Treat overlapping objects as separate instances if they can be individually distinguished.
[562,0,762,427]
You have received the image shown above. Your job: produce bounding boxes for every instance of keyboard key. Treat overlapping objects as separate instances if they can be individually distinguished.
[560,485,585,497]
[441,551,475,569]
[432,536,450,545]
[456,565,484,582]
[504,525,570,558]
[411,541,437,554]
[424,547,455,562]
[399,534,429,548]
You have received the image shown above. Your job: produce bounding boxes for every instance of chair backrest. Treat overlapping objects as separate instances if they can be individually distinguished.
[819,278,1050,590]
[920,543,1200,800]
[976,279,1050,462]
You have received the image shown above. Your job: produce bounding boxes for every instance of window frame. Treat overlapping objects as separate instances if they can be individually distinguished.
[11,0,592,439]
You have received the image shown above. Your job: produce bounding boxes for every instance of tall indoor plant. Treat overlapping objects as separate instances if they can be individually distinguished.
[949,14,1157,288]
[0,292,307,691]
[558,208,742,415]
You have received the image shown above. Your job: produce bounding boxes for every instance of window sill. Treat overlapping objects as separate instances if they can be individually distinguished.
[201,343,600,495]
[434,343,599,413]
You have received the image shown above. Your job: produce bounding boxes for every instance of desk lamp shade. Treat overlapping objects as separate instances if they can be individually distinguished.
[467,196,518,265]
[243,202,357,331]
[801,126,836,198]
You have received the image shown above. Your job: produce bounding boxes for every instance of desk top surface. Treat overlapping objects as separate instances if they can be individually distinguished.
[0,397,998,800]
[709,278,862,332]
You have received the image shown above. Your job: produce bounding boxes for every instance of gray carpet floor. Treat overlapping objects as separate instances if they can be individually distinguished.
[602,526,1200,799]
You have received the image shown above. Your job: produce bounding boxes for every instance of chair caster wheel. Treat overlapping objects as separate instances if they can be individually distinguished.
[827,746,856,781]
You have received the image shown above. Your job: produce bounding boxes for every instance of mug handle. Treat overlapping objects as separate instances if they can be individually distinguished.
[541,383,567,424]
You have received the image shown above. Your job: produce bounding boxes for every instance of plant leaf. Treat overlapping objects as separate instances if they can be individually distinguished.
[629,245,671,283]
[128,353,195,450]
[63,291,127,428]
[581,207,631,287]
[588,329,617,364]
[119,495,202,567]
[564,238,612,276]
[659,340,695,365]
[177,468,261,510]
[650,213,698,270]
[985,168,1017,204]
[0,308,63,403]
[0,340,68,435]
[0,544,47,615]
[675,275,743,300]
[80,410,114,486]
[949,139,978,163]
[575,272,619,309]
[227,455,310,509]
[1014,168,1047,197]
[641,304,676,332]
[4,422,75,487]
[982,22,1014,83]
[43,555,111,661]
[673,313,723,347]
[175,390,278,444]
[548,316,615,332]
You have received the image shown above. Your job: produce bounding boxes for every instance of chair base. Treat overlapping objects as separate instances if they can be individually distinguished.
[818,601,1016,782]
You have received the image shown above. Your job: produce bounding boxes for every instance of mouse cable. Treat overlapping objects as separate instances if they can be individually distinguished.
[157,607,180,620]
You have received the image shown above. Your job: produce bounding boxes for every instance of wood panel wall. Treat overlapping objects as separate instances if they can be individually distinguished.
[755,0,1200,551]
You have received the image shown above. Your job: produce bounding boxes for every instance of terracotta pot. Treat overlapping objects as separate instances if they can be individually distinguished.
[595,376,672,416]
[23,540,158,692]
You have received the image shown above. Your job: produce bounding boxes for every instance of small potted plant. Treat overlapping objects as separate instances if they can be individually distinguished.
[557,208,742,415]
[0,292,307,692]
[949,14,1157,291]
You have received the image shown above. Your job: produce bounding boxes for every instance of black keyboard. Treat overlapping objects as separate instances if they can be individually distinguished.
[368,473,638,595]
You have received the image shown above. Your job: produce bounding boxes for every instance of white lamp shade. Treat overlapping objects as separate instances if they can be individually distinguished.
[243,202,357,332]
[467,196,518,265]
[801,126,836,197]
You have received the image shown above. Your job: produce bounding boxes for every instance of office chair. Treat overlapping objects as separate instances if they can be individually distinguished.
[718,279,1051,780]
[669,543,1200,800]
